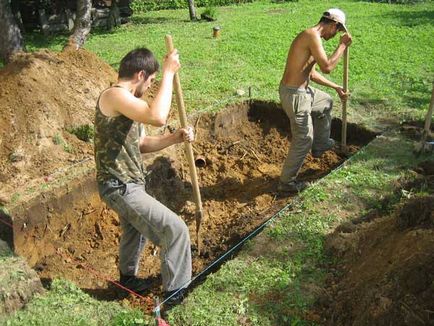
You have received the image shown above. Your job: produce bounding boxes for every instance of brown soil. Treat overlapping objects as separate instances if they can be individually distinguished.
[27,102,369,313]
[318,160,434,326]
[0,49,375,314]
[0,48,116,204]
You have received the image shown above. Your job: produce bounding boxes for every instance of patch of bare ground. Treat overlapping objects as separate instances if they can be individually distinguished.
[317,160,434,326]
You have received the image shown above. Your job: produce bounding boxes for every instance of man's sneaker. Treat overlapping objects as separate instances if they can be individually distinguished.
[312,138,335,158]
[277,180,308,195]
[163,288,186,309]
[118,274,151,295]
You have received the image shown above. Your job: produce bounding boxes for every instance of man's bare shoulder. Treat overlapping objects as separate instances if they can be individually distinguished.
[99,87,130,116]
[303,28,321,41]
[293,28,318,46]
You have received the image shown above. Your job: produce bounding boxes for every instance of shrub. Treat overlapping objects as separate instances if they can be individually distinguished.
[67,124,95,142]
[201,6,218,21]
[131,0,255,13]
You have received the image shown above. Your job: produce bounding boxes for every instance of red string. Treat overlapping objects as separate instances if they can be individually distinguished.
[0,217,149,302]
[56,249,149,301]
[0,217,13,229]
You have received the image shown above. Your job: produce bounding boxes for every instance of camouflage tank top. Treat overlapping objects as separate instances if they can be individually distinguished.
[94,87,146,185]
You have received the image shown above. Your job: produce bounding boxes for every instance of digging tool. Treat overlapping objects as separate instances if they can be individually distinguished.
[414,82,434,156]
[341,47,349,152]
[165,35,204,253]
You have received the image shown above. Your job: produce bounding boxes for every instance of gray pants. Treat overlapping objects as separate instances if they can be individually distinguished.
[99,179,192,292]
[279,84,333,183]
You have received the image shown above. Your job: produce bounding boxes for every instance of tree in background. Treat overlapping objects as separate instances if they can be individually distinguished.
[0,0,25,64]
[66,0,92,49]
[187,0,197,20]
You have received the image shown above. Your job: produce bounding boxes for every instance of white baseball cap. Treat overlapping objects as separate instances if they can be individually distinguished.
[323,8,348,32]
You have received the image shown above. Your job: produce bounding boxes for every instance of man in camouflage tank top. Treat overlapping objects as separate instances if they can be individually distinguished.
[94,48,193,306]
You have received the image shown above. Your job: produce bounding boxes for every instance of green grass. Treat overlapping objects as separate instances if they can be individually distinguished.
[23,0,434,119]
[168,131,430,325]
[3,1,433,325]
[1,279,149,326]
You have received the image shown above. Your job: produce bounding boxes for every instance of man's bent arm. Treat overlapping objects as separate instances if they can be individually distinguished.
[139,127,193,153]
[311,70,340,90]
[310,34,346,74]
[139,133,179,153]
[148,71,175,126]
[143,49,180,126]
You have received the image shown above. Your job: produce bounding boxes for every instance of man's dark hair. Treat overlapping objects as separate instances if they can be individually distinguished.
[319,13,344,31]
[118,48,160,80]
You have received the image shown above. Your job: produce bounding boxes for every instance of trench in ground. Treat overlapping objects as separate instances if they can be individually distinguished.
[0,101,376,311]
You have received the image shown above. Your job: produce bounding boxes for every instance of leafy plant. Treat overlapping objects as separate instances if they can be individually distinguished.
[67,124,95,142]
[52,133,64,145]
[201,6,218,21]
[52,133,74,153]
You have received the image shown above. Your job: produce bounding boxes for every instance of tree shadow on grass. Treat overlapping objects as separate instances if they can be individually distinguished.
[130,16,173,25]
[24,32,68,50]
[380,8,434,27]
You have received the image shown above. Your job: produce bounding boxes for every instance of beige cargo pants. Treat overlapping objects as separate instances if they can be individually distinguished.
[99,179,192,292]
[279,83,334,184]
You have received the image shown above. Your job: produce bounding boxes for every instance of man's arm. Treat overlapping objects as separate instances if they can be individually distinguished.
[139,127,194,153]
[311,69,349,100]
[309,33,351,74]
[103,50,180,127]
[146,51,180,125]
[311,69,340,89]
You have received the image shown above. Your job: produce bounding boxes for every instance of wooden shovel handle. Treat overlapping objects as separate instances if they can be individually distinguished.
[341,47,349,151]
[164,35,204,223]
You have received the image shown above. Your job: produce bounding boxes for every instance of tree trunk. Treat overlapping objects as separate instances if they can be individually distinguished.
[187,0,197,21]
[0,0,24,64]
[66,0,92,50]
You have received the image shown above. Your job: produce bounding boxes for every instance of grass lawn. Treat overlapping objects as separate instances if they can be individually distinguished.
[5,0,434,325]
[25,0,434,117]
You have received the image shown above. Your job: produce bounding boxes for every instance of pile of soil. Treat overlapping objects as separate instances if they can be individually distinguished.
[319,160,434,325]
[0,49,116,204]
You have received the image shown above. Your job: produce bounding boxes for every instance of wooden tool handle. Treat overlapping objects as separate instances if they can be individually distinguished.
[423,83,434,135]
[341,47,349,151]
[164,35,204,219]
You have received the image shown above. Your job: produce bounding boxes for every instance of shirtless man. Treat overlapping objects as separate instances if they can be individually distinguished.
[278,8,352,194]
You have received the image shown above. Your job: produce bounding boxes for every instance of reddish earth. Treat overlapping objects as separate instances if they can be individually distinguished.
[0,48,387,316]
[317,160,434,325]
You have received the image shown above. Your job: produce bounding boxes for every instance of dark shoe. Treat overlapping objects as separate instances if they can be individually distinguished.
[312,138,335,158]
[163,288,186,309]
[277,180,308,194]
[119,274,151,295]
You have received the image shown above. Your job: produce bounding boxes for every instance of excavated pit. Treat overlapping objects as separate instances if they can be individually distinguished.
[0,101,376,311]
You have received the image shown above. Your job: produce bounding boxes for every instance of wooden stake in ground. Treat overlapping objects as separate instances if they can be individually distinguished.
[341,47,349,152]
[415,82,434,155]
[165,35,204,253]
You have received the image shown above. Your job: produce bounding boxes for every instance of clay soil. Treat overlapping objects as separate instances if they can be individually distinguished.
[1,49,375,313]
[317,160,434,326]
[0,48,117,205]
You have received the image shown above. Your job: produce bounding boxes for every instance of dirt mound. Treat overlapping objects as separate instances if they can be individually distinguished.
[0,49,116,203]
[320,161,434,325]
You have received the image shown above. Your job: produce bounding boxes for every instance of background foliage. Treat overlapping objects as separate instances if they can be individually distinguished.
[131,0,256,13]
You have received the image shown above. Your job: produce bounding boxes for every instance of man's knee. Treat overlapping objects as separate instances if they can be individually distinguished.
[295,132,313,149]
[167,215,190,241]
